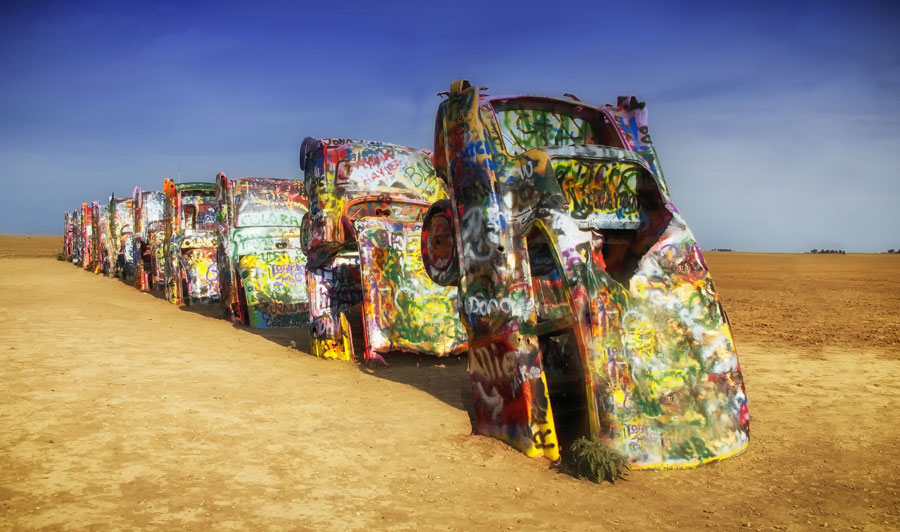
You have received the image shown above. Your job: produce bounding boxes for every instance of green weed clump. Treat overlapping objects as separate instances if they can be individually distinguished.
[569,437,631,483]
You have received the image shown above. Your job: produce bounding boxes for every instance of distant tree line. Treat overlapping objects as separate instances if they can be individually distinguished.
[809,249,846,254]
[887,249,899,254]
[709,248,734,252]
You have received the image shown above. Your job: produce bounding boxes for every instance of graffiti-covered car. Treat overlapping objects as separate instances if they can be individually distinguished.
[81,202,98,271]
[108,195,135,279]
[216,173,310,328]
[299,137,467,362]
[94,201,115,275]
[71,208,83,266]
[422,80,749,469]
[132,187,166,291]
[62,211,75,261]
[163,179,220,305]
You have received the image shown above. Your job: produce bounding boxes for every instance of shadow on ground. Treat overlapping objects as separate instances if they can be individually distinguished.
[359,350,473,415]
[148,290,475,420]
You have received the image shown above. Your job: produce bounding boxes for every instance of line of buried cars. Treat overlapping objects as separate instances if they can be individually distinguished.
[59,80,750,472]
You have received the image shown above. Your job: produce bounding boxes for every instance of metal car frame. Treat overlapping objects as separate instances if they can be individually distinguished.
[95,201,115,275]
[163,179,220,305]
[71,208,84,266]
[299,137,467,362]
[108,194,135,279]
[62,211,74,261]
[422,80,749,469]
[81,202,99,272]
[131,187,166,291]
[216,173,310,328]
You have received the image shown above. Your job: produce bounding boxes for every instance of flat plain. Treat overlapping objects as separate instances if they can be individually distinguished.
[1,235,898,531]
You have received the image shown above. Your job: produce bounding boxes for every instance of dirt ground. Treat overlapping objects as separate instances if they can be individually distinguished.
[1,235,899,531]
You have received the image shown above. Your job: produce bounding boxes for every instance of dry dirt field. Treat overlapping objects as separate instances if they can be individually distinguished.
[2,235,899,531]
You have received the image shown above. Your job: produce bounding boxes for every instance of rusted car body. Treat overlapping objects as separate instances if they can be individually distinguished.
[163,179,220,305]
[422,80,749,469]
[216,174,310,328]
[108,195,135,279]
[132,187,166,291]
[299,137,467,362]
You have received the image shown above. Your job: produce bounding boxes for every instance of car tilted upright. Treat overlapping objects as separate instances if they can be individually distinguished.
[299,137,467,362]
[131,187,166,291]
[422,80,749,469]
[61,211,75,261]
[163,179,220,305]
[108,194,135,279]
[80,202,97,272]
[215,173,310,328]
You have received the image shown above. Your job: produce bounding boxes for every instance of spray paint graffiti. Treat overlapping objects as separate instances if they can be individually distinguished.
[81,202,97,272]
[94,203,114,276]
[300,137,467,362]
[356,218,468,356]
[132,188,165,291]
[307,255,363,361]
[423,80,749,469]
[61,210,76,261]
[71,209,83,266]
[107,195,135,279]
[216,174,310,328]
[163,179,220,306]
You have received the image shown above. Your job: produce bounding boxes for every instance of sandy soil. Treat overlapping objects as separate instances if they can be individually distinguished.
[1,235,899,531]
[0,235,62,258]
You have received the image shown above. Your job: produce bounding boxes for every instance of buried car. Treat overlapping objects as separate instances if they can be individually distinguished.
[131,187,166,291]
[163,179,220,305]
[71,208,83,266]
[216,173,310,328]
[62,211,75,261]
[80,202,98,271]
[93,201,113,275]
[421,80,749,469]
[299,137,467,362]
[108,194,135,279]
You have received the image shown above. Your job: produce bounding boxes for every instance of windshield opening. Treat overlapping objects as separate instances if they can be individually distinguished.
[491,99,622,155]
[180,192,217,231]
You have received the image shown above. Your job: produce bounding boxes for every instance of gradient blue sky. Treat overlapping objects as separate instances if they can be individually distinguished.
[1,0,898,251]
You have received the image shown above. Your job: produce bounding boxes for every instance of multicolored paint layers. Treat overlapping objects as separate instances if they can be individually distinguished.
[132,188,165,291]
[91,202,115,275]
[71,208,83,266]
[356,218,467,355]
[300,137,466,362]
[62,211,75,260]
[216,174,310,328]
[108,195,135,279]
[307,254,362,361]
[163,179,220,305]
[81,202,96,271]
[424,81,748,469]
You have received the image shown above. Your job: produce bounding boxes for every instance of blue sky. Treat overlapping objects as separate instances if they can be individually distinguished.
[1,0,898,251]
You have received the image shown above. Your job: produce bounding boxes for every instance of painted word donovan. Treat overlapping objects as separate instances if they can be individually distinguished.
[300,137,467,362]
[422,80,749,469]
[163,179,220,305]
[216,174,310,328]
